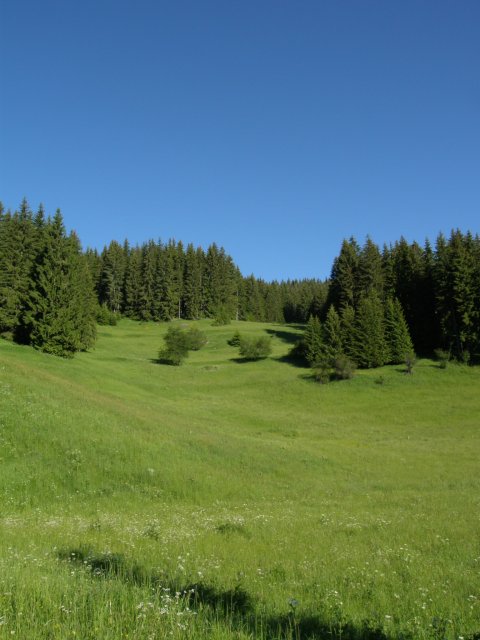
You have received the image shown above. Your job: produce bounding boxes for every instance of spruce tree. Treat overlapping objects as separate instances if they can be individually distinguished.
[182,244,203,319]
[384,298,414,364]
[303,315,325,366]
[138,241,157,321]
[340,305,356,361]
[351,292,387,368]
[323,305,343,363]
[123,246,143,318]
[357,236,384,299]
[328,237,360,309]
[0,199,36,339]
[26,211,95,357]
[98,240,126,314]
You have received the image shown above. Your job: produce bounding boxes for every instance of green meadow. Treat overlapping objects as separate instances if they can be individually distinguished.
[0,319,479,639]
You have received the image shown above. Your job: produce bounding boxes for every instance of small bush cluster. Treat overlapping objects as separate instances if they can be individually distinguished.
[158,325,207,365]
[237,335,272,360]
[211,305,232,326]
[96,304,118,326]
[434,348,450,369]
[227,331,242,347]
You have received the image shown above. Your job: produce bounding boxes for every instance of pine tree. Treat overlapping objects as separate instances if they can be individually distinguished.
[351,292,387,368]
[264,281,285,323]
[340,305,356,361]
[434,230,479,360]
[357,236,384,299]
[303,315,325,366]
[323,305,343,363]
[182,244,203,319]
[0,199,36,338]
[241,275,265,321]
[123,246,143,318]
[26,211,96,357]
[98,240,126,314]
[138,241,157,321]
[384,298,414,364]
[328,237,360,309]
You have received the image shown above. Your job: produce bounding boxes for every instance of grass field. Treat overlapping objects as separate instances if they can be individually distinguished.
[0,319,479,639]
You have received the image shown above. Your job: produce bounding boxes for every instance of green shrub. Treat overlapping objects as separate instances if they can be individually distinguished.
[313,363,330,384]
[212,305,232,326]
[434,348,450,369]
[158,326,190,365]
[227,331,242,347]
[186,326,207,350]
[405,350,416,374]
[334,355,356,380]
[96,304,118,326]
[238,336,272,360]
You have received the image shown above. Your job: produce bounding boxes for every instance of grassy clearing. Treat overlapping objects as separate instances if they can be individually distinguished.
[0,319,479,639]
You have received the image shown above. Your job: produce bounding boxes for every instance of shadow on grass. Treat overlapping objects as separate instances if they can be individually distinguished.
[58,547,396,639]
[149,357,182,366]
[230,357,269,364]
[275,353,309,369]
[264,328,302,345]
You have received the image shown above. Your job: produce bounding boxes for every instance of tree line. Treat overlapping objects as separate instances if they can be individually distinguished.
[0,199,326,356]
[325,234,480,364]
[1,199,479,363]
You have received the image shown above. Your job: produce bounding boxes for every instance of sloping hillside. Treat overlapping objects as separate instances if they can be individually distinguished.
[0,320,479,639]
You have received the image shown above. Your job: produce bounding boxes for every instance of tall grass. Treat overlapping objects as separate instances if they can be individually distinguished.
[0,319,479,638]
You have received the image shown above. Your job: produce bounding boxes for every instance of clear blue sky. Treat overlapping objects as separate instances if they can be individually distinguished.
[1,1,479,281]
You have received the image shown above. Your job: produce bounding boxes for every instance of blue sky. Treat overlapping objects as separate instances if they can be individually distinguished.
[1,1,479,281]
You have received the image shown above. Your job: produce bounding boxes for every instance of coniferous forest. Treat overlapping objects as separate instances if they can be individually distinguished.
[1,198,479,364]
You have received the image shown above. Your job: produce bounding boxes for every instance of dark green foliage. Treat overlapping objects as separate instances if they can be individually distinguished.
[185,326,207,350]
[351,292,387,369]
[96,303,118,326]
[182,244,203,319]
[26,212,97,357]
[227,331,242,347]
[328,237,360,309]
[434,230,480,361]
[123,246,143,318]
[340,305,356,360]
[99,240,126,314]
[241,275,266,321]
[0,199,36,338]
[303,316,324,366]
[158,325,190,365]
[323,305,343,363]
[384,298,414,364]
[357,236,384,299]
[238,336,272,360]
[212,305,232,326]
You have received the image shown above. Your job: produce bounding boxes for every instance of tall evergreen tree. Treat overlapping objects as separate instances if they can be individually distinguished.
[340,305,356,361]
[303,315,325,366]
[351,292,387,368]
[384,298,414,364]
[138,241,158,321]
[26,211,96,357]
[357,236,384,299]
[98,240,126,314]
[123,245,143,318]
[323,305,343,363]
[182,244,203,319]
[0,199,36,338]
[328,237,360,309]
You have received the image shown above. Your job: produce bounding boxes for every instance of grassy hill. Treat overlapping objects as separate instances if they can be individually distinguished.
[0,319,479,639]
